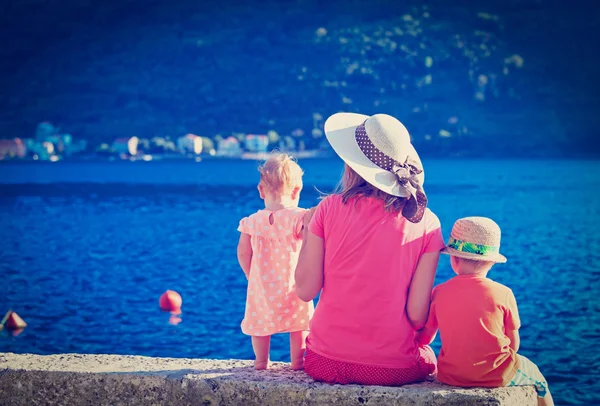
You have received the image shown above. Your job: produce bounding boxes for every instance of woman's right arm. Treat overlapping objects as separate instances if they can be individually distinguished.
[406,251,440,330]
[295,208,324,302]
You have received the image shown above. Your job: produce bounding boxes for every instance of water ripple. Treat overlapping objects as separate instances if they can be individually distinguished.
[0,159,599,405]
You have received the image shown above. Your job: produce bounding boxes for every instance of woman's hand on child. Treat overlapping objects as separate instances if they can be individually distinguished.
[303,207,317,229]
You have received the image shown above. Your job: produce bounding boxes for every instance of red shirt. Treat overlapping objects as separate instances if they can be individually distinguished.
[426,275,521,386]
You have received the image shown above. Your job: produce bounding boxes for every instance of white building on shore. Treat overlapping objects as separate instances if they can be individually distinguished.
[177,134,203,155]
[244,134,268,153]
[216,137,242,157]
[112,137,139,156]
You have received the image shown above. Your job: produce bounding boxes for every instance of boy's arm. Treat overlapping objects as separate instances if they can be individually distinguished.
[506,328,520,352]
[237,233,253,279]
[504,290,521,352]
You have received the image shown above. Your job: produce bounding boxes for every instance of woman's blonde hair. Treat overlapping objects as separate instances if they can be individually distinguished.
[258,152,303,195]
[333,164,406,212]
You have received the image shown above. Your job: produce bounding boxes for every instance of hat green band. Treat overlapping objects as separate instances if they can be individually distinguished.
[447,237,499,256]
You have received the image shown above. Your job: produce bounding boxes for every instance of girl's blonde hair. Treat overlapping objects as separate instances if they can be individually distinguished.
[333,164,406,213]
[258,152,303,195]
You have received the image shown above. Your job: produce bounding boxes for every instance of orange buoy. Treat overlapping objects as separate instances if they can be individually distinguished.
[159,290,182,312]
[2,310,27,331]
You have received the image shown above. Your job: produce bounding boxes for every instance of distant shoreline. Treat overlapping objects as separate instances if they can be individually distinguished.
[1,154,599,163]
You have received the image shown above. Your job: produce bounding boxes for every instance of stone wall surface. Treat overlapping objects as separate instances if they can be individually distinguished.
[0,353,536,405]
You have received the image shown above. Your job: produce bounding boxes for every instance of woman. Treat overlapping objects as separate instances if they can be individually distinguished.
[295,113,445,385]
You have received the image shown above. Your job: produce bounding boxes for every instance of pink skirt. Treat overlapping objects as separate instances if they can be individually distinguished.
[304,346,437,386]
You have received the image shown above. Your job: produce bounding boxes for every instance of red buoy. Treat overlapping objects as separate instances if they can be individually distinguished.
[159,290,182,312]
[2,310,27,331]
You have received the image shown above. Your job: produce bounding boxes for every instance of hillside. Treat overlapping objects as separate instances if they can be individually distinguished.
[0,0,598,157]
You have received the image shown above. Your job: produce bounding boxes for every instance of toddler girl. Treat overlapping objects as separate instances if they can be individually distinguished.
[237,153,314,370]
[417,217,553,406]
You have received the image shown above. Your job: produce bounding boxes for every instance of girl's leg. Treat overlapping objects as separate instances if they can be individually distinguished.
[251,335,271,370]
[289,330,308,370]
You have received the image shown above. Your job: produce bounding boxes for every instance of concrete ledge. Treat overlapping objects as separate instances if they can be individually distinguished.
[0,353,536,405]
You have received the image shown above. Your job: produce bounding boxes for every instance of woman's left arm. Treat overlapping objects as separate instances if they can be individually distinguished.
[295,209,324,302]
[406,251,440,330]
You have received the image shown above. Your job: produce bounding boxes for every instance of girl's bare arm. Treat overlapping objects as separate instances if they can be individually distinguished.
[237,233,253,279]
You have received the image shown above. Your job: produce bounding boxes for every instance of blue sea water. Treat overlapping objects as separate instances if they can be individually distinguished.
[0,158,599,405]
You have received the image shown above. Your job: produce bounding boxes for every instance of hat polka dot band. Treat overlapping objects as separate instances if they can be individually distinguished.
[355,122,427,223]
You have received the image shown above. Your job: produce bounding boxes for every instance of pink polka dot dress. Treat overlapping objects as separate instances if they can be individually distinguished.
[238,208,314,336]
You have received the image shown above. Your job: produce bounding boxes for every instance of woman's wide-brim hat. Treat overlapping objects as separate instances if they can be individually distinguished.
[324,112,427,223]
[441,217,507,263]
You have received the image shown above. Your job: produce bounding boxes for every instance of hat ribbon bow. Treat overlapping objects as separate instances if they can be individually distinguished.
[391,157,427,223]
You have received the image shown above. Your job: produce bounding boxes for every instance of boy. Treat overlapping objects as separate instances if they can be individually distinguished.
[417,217,553,406]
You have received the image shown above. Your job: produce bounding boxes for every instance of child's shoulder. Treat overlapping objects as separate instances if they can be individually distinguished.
[434,276,511,291]
[239,208,307,238]
[238,210,267,234]
[432,278,454,295]
[481,279,518,309]
[241,209,267,222]
[273,207,307,223]
[482,277,513,294]
[242,207,306,221]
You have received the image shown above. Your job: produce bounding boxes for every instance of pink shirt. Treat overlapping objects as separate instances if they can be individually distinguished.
[307,194,445,368]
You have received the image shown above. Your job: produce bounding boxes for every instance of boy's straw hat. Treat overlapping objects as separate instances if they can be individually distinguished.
[442,217,507,263]
[324,113,427,223]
